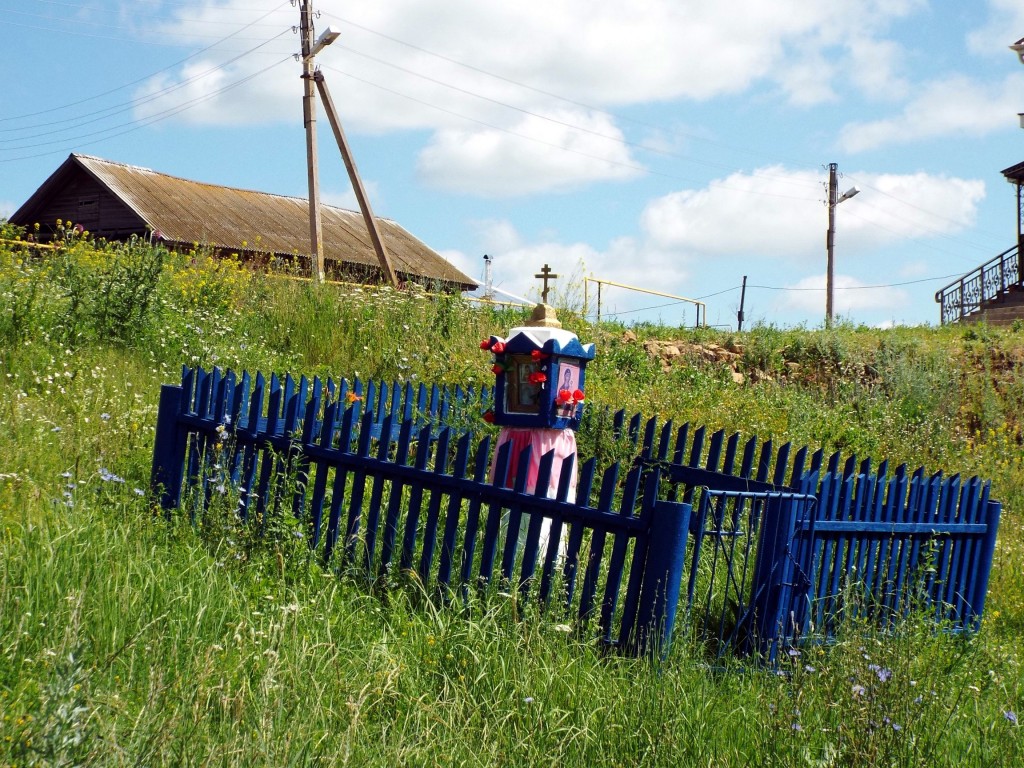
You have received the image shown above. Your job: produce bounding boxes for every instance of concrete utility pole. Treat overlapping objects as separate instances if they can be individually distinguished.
[300,0,324,283]
[314,71,399,287]
[825,162,859,328]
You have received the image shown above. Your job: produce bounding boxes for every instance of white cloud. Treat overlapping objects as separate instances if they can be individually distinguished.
[967,0,1024,57]
[142,1,924,114]
[640,166,984,260]
[837,72,1024,152]
[126,1,937,197]
[416,110,642,196]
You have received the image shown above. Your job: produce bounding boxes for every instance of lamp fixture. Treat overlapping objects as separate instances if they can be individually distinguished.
[309,26,340,58]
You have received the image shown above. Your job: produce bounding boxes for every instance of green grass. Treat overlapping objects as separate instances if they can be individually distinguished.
[1,229,1022,765]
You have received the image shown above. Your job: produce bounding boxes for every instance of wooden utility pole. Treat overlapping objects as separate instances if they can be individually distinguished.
[314,71,399,287]
[737,274,747,332]
[300,0,325,283]
[825,162,837,328]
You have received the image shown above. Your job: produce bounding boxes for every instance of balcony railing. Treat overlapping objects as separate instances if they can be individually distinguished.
[935,245,1021,324]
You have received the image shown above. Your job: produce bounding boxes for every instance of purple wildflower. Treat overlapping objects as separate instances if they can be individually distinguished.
[1005,711,1018,725]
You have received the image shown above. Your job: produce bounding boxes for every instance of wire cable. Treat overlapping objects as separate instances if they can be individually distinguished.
[0,28,292,148]
[0,55,293,164]
[0,1,292,125]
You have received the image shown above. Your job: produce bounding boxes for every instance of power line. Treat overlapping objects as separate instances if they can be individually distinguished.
[334,42,822,193]
[596,270,966,318]
[0,56,293,164]
[324,11,821,175]
[318,15,1006,250]
[0,30,291,148]
[748,272,963,291]
[0,1,292,126]
[321,64,819,202]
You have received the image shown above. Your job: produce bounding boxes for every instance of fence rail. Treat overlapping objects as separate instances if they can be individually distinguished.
[935,244,1021,324]
[151,367,1002,662]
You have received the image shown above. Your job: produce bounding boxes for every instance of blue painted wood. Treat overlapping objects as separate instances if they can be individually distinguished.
[307,397,337,548]
[578,461,620,625]
[399,424,434,573]
[598,465,642,642]
[436,432,473,588]
[418,427,453,583]
[153,366,1005,659]
[457,436,492,595]
[628,490,691,657]
[537,452,576,606]
[322,404,356,566]
[378,418,415,577]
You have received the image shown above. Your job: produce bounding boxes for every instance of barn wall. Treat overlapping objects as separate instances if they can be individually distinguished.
[18,169,145,241]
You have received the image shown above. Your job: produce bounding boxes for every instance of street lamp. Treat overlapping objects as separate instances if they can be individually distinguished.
[825,162,859,327]
[309,26,340,58]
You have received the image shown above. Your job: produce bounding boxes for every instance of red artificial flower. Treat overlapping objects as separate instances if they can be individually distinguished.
[556,389,573,405]
[491,341,506,354]
[531,349,548,361]
[482,410,495,423]
[491,364,504,375]
[528,371,547,385]
[572,389,585,402]
[479,339,492,350]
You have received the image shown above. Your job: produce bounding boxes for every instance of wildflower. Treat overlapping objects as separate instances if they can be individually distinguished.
[99,468,124,483]
[1005,711,1018,725]
[868,664,892,683]
[345,391,362,405]
[852,685,866,697]
[553,624,572,633]
[523,697,534,704]
[787,648,801,658]
[133,487,145,497]
[100,412,110,421]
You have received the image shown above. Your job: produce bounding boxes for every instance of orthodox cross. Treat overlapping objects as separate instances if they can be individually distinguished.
[535,263,559,304]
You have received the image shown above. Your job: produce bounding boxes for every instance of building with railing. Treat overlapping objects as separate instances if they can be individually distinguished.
[935,161,1024,325]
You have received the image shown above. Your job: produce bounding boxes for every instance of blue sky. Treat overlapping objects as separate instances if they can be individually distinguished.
[2,0,1023,329]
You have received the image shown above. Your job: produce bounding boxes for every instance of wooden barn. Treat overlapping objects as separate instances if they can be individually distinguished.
[8,153,477,290]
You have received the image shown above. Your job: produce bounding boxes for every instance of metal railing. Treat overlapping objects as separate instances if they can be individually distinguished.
[583,276,707,328]
[935,245,1021,324]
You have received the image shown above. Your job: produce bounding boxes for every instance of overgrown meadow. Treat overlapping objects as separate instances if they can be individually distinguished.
[1,225,1022,766]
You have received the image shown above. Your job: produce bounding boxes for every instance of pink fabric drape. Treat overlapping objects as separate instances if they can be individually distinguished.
[491,427,578,502]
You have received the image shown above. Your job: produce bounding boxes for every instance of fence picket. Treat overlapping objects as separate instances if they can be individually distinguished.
[152,366,1003,661]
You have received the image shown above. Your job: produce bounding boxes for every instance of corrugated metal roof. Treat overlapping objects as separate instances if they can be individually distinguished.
[70,154,476,288]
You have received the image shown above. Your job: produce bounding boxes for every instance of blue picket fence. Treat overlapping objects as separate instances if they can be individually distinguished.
[150,367,1002,661]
